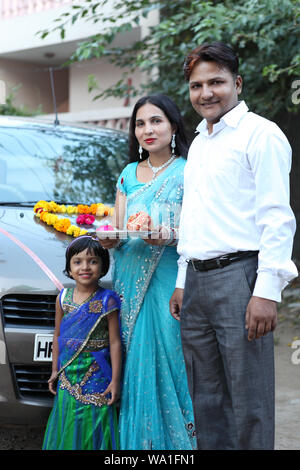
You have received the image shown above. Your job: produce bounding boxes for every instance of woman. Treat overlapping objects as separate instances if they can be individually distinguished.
[100,94,195,450]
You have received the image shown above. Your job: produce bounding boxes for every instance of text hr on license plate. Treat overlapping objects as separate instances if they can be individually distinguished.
[33,334,53,361]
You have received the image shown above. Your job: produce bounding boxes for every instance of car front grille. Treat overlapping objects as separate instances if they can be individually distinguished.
[1,294,56,327]
[13,364,53,401]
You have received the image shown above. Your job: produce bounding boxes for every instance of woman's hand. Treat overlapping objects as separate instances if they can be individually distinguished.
[143,226,172,246]
[48,371,58,395]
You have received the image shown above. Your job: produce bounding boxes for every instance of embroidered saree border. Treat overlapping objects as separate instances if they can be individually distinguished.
[115,158,185,351]
[59,366,109,408]
[57,307,118,378]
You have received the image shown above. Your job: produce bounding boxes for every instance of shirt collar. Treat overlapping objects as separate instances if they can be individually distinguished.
[196,100,249,135]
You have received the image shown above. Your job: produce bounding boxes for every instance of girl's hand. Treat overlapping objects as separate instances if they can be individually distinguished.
[102,380,120,405]
[98,238,120,249]
[48,371,58,395]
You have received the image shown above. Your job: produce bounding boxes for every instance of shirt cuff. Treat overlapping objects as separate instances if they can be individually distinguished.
[253,271,288,303]
[175,262,187,289]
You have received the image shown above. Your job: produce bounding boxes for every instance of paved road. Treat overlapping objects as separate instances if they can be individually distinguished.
[274,322,300,450]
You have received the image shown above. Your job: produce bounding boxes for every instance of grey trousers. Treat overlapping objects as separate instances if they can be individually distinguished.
[180,255,275,450]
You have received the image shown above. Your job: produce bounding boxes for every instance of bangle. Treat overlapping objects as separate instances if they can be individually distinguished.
[167,227,178,246]
[114,239,126,250]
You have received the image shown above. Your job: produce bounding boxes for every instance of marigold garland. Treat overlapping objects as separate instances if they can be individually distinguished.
[33,200,114,238]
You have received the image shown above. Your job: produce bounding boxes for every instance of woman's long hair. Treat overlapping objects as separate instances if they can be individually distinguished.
[128,94,189,162]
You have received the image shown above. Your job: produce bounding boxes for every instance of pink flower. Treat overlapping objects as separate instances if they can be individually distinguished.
[84,214,95,225]
[96,224,114,231]
[76,214,95,225]
[76,215,85,225]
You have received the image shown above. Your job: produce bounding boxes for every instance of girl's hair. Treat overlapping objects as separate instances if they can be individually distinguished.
[64,235,110,279]
[128,94,189,162]
[183,42,239,81]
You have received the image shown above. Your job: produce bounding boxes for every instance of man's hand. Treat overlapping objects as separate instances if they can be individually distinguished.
[169,288,184,321]
[245,296,277,341]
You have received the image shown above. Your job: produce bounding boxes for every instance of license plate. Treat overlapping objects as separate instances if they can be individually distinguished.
[33,334,53,361]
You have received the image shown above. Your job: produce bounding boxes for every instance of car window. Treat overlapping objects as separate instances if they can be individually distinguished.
[0,125,129,204]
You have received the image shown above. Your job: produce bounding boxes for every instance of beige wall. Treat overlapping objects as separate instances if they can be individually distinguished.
[0,58,68,113]
[0,2,158,58]
[0,55,142,117]
[0,3,159,117]
[69,58,143,112]
[0,2,101,56]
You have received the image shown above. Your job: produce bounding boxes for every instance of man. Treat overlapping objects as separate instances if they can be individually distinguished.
[170,42,298,450]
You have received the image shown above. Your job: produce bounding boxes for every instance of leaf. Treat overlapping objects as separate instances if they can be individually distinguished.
[38,0,300,125]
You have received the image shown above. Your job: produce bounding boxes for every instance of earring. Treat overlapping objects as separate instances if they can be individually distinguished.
[171,134,176,157]
[139,144,143,160]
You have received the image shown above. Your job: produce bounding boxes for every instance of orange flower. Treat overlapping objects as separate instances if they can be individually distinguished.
[62,219,71,231]
[90,204,97,215]
[34,200,114,238]
[54,218,71,232]
[40,211,48,222]
[77,204,90,214]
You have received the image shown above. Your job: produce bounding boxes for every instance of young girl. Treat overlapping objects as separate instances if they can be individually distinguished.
[42,235,122,450]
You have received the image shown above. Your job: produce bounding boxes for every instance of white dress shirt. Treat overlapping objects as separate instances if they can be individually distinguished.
[176,101,298,302]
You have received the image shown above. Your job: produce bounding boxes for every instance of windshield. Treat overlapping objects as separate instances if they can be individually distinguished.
[0,125,128,205]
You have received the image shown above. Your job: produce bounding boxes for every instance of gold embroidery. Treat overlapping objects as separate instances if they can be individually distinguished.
[79,362,99,386]
[59,365,109,408]
[63,288,100,314]
[89,300,103,313]
[84,339,109,351]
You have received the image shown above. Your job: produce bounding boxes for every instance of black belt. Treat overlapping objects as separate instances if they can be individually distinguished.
[188,250,258,272]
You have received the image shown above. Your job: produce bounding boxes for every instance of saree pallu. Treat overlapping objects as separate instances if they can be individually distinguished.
[42,287,121,450]
[114,158,196,450]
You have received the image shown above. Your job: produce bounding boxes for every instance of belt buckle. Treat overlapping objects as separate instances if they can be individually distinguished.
[217,255,230,268]
[191,259,199,271]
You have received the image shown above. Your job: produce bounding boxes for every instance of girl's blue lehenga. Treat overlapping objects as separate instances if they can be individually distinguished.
[42,287,121,450]
[113,158,196,450]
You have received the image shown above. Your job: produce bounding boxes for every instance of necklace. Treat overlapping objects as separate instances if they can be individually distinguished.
[147,154,176,178]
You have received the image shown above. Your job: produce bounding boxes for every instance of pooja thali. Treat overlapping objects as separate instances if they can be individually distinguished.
[95,229,157,239]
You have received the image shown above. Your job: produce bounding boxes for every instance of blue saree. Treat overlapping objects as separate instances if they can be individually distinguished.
[42,287,121,450]
[113,157,196,450]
